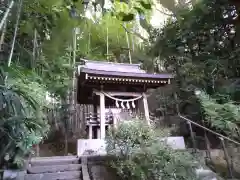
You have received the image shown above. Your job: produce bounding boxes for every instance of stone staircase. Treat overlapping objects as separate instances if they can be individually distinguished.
[25,156,82,180]
[2,153,229,180]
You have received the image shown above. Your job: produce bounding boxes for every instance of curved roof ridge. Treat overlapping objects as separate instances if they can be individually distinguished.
[80,58,142,67]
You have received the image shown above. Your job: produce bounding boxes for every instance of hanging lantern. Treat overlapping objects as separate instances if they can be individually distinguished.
[126,101,130,109]
[121,101,125,109]
[115,101,119,108]
[132,101,135,108]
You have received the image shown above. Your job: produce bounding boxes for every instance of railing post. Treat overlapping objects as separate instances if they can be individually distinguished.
[204,130,212,162]
[187,121,197,153]
[220,137,233,178]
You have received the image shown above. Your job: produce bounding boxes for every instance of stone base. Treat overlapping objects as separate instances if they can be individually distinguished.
[160,136,186,150]
[77,139,107,156]
[77,136,186,156]
[3,170,26,180]
[77,137,222,180]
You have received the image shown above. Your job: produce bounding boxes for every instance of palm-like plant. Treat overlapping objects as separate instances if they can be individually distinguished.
[0,67,49,168]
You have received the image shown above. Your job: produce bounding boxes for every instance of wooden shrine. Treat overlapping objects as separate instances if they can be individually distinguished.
[76,59,173,139]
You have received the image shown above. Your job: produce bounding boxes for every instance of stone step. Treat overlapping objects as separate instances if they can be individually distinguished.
[30,156,80,166]
[25,171,81,180]
[30,156,78,161]
[27,164,82,174]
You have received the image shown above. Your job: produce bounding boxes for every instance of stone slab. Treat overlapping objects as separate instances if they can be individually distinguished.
[82,164,91,180]
[27,164,82,174]
[77,136,186,156]
[160,136,186,150]
[30,156,79,166]
[77,139,107,156]
[3,170,26,180]
[25,171,81,180]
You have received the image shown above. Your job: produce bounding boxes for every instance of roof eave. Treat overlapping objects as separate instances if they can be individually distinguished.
[80,68,173,80]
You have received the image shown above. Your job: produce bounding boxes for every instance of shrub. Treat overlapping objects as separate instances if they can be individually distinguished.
[106,120,199,180]
[0,69,50,168]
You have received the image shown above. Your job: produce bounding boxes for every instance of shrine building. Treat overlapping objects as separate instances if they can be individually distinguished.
[76,59,173,139]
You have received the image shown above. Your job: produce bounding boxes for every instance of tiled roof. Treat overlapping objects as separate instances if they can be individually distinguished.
[80,59,146,73]
[77,59,173,85]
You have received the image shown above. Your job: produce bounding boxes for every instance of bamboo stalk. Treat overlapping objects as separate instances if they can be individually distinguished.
[123,23,132,64]
[8,0,23,67]
[131,23,135,52]
[0,0,14,31]
[72,28,77,133]
[106,26,109,61]
[0,22,7,51]
[32,29,37,69]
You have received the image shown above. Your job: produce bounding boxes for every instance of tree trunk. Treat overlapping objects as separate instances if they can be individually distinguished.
[64,133,68,155]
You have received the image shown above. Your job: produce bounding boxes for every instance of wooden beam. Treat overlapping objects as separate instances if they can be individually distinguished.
[94,91,142,97]
[86,123,111,126]
[88,76,168,84]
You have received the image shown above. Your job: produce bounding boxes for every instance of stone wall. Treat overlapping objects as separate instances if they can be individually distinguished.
[86,155,119,180]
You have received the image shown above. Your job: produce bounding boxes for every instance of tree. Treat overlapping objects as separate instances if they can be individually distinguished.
[0,0,154,167]
[150,0,240,135]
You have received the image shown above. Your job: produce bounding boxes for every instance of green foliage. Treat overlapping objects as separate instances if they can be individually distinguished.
[149,0,240,134]
[106,120,199,180]
[106,120,155,156]
[38,54,72,99]
[113,0,152,21]
[197,91,240,138]
[151,0,240,90]
[77,14,131,60]
[0,0,152,169]
[78,13,147,63]
[0,69,49,168]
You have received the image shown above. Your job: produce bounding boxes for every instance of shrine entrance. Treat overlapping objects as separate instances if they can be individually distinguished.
[90,91,150,139]
[76,59,173,141]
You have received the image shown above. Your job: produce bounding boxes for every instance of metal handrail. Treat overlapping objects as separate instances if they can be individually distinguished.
[178,113,237,178]
[179,114,240,146]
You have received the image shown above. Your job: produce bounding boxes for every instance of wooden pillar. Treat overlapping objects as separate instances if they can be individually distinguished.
[88,125,92,139]
[113,114,117,129]
[97,128,101,139]
[100,92,106,139]
[93,95,98,139]
[142,93,150,125]
[93,94,98,116]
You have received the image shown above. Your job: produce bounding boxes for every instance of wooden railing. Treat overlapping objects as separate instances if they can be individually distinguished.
[85,112,114,125]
